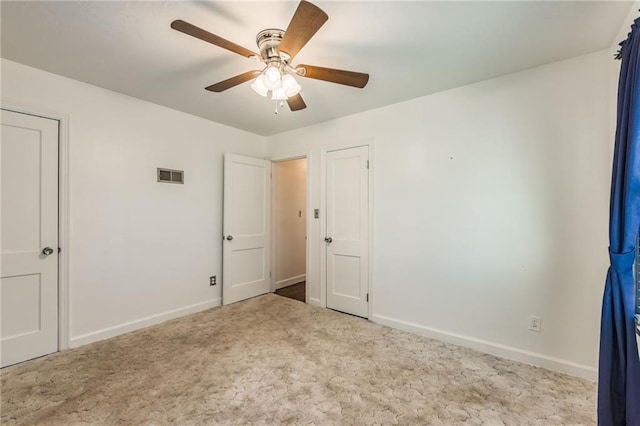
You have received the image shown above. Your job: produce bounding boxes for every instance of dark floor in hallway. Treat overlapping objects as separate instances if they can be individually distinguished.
[275,281,305,302]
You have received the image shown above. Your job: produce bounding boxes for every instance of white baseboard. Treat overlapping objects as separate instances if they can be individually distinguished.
[307,297,321,307]
[371,313,597,381]
[275,274,306,290]
[69,298,221,348]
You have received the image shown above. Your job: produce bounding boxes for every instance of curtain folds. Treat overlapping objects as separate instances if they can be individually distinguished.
[597,16,640,426]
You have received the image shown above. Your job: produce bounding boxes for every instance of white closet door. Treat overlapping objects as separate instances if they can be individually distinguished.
[325,146,369,318]
[1,110,59,367]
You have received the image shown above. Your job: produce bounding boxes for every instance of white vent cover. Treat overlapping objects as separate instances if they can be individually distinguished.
[157,168,184,184]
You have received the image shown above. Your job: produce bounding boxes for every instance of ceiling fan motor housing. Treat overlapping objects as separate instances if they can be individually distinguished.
[256,29,287,63]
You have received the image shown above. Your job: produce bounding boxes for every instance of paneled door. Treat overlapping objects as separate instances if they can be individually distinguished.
[1,109,59,367]
[222,154,271,305]
[325,146,369,318]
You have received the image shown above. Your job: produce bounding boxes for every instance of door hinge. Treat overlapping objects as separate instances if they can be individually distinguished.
[366,160,369,169]
[58,247,61,253]
[269,271,272,278]
[366,293,369,302]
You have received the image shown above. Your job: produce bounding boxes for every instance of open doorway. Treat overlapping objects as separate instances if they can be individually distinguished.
[272,158,307,303]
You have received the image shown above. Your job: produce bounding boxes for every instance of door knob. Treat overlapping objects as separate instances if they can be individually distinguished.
[42,247,55,256]
[226,235,234,241]
[324,237,333,243]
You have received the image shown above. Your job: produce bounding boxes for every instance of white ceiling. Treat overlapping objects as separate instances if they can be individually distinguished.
[0,1,633,136]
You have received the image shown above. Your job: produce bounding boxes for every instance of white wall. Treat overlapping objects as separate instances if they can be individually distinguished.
[273,159,307,289]
[1,59,266,347]
[268,50,612,379]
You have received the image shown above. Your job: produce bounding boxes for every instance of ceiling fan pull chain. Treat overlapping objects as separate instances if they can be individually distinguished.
[274,101,279,115]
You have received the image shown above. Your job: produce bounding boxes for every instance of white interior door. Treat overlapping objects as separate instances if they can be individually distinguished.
[223,154,271,305]
[1,109,59,367]
[325,146,369,318]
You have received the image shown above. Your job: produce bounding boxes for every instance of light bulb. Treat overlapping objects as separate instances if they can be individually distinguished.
[250,74,268,97]
[271,87,287,101]
[263,65,282,90]
[281,74,301,97]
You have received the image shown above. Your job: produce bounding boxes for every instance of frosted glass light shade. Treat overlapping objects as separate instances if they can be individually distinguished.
[250,75,268,97]
[281,74,301,97]
[264,65,282,90]
[271,87,288,101]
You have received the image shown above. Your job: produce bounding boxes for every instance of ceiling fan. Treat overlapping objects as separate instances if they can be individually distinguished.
[171,0,369,112]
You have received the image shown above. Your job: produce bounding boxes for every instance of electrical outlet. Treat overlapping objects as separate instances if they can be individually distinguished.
[529,316,542,332]
[210,275,216,286]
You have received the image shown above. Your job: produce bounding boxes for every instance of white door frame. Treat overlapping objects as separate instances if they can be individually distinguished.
[320,138,374,319]
[269,152,311,303]
[1,101,71,351]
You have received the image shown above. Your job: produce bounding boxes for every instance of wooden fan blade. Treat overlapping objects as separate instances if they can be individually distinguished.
[205,71,261,92]
[171,20,257,58]
[287,93,307,111]
[297,64,369,88]
[277,1,328,60]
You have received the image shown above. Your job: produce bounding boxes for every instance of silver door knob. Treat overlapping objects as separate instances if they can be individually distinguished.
[42,247,54,256]
[226,235,234,241]
[324,237,332,243]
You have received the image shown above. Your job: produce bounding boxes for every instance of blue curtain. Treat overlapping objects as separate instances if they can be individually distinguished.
[598,17,640,426]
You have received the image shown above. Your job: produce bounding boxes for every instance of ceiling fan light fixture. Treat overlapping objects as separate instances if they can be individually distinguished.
[282,74,301,97]
[264,65,282,90]
[271,87,288,101]
[251,74,269,97]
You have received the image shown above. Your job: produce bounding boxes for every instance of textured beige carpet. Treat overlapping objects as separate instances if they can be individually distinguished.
[1,294,595,425]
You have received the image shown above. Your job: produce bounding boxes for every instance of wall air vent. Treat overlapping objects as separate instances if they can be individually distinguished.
[157,168,184,184]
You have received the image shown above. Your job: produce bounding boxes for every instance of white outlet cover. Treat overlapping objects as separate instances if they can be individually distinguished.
[529,316,542,332]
